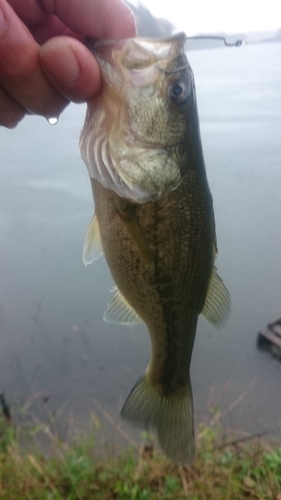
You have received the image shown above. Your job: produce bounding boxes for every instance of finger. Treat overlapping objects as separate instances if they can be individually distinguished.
[30,15,83,45]
[6,0,48,26]
[40,36,101,102]
[7,0,82,44]
[0,85,26,128]
[0,0,68,118]
[38,0,137,39]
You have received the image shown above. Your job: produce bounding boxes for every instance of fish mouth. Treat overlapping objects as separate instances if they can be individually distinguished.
[85,33,188,75]
[85,33,191,96]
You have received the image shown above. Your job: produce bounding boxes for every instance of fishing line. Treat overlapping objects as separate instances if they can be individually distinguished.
[186,35,243,47]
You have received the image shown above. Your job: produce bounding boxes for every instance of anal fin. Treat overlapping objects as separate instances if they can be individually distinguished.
[103,286,143,325]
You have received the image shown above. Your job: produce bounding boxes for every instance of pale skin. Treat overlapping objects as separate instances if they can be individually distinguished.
[0,0,136,128]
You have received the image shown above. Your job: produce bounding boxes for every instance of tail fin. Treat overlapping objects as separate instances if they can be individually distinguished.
[120,375,195,464]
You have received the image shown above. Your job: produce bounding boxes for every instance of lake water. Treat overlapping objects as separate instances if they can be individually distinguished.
[0,42,281,445]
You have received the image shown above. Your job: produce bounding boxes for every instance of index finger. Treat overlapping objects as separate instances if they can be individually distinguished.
[0,0,68,118]
[37,0,137,39]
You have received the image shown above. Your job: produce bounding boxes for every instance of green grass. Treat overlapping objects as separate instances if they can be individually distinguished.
[0,408,281,500]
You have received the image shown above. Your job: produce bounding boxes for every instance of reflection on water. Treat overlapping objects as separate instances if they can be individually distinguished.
[0,42,281,442]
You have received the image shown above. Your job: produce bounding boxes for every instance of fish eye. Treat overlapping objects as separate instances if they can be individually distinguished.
[169,80,189,105]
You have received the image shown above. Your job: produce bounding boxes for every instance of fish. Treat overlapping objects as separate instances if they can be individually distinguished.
[80,33,230,464]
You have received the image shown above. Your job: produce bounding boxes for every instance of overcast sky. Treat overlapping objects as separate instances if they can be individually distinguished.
[132,0,280,35]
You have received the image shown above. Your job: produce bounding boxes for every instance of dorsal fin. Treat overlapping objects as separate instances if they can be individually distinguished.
[201,267,230,326]
[103,287,143,325]
[82,214,103,266]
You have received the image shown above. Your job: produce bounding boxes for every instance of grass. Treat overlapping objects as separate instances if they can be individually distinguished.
[0,404,281,500]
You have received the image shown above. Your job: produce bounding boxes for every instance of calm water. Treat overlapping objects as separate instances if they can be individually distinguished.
[0,42,281,443]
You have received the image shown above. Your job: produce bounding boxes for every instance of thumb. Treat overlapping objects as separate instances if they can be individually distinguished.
[40,36,101,102]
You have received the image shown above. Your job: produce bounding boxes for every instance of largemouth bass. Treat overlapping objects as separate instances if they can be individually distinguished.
[80,33,230,464]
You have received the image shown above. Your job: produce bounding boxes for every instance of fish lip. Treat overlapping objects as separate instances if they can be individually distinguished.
[85,32,187,51]
[85,32,191,91]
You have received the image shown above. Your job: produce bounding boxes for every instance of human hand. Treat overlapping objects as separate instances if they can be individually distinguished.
[0,0,136,128]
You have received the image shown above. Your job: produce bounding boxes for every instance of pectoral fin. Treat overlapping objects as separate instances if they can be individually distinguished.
[103,286,143,325]
[82,214,103,266]
[201,267,230,326]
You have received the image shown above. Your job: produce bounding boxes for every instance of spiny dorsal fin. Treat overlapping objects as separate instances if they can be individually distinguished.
[201,267,230,326]
[82,214,103,267]
[103,287,143,325]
